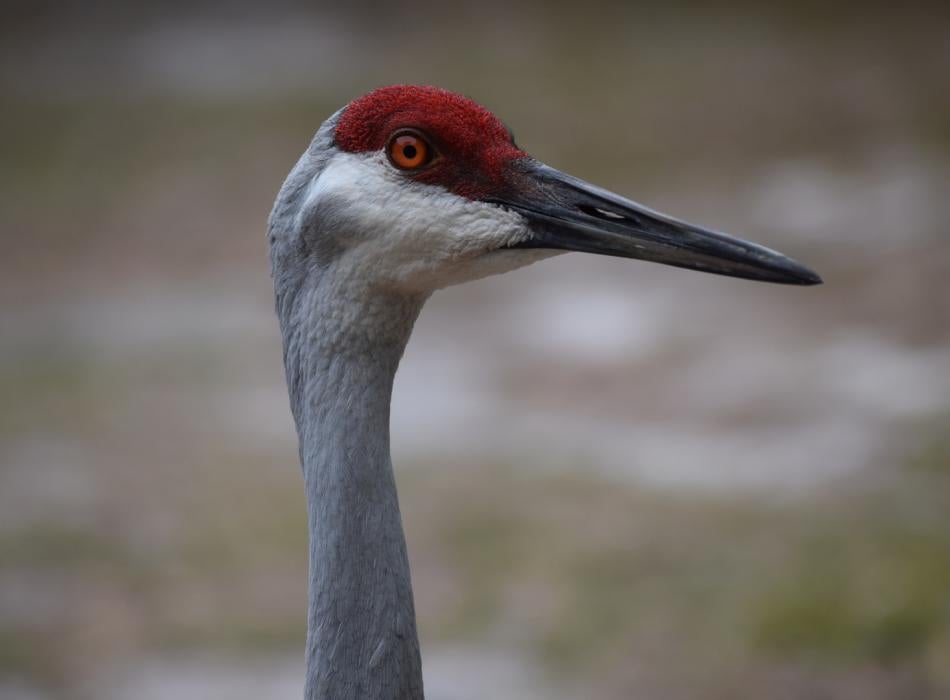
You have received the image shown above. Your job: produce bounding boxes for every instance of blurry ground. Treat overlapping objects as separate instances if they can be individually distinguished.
[2,1,950,698]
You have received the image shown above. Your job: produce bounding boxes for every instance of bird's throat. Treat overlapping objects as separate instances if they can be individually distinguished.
[278,282,426,700]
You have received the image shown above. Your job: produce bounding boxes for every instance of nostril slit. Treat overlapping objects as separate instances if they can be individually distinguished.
[578,204,628,221]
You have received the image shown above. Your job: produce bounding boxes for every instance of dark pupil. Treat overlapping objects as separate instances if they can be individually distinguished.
[402,144,417,160]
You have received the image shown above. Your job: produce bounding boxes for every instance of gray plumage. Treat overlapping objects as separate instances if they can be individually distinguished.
[270,113,426,699]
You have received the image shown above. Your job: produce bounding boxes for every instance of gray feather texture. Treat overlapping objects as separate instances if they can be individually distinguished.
[269,112,427,700]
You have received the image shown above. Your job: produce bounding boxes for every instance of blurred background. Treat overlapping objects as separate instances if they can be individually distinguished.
[2,1,950,698]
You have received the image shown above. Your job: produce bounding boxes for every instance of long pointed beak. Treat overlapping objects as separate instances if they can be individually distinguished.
[493,160,822,285]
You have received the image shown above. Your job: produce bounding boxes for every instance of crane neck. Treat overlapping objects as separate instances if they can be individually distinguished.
[277,277,427,700]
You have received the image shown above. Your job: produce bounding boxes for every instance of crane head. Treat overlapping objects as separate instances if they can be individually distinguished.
[271,85,821,293]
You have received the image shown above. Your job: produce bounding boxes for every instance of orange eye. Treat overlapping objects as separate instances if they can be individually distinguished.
[387,131,432,170]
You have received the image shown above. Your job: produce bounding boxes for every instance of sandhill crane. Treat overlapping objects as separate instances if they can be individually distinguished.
[268,85,820,700]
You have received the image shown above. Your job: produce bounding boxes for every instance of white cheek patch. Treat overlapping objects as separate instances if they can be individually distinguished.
[304,151,543,291]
